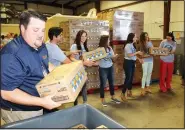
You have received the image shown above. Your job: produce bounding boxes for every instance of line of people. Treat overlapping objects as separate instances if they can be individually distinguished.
[120,32,177,101]
[45,27,121,107]
[45,27,177,106]
[0,9,177,124]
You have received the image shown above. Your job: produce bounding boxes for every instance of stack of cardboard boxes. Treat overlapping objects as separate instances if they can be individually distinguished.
[59,19,110,90]
[112,44,125,85]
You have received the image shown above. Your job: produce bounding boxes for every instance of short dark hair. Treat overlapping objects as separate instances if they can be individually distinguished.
[19,9,47,31]
[1,35,5,39]
[48,27,63,40]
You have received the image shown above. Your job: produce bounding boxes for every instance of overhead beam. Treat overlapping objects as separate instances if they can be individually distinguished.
[76,1,91,8]
[24,1,27,9]
[73,8,77,15]
[63,0,75,6]
[2,2,24,6]
[101,0,150,12]
[16,0,74,9]
[95,0,100,13]
[163,0,171,38]
[52,0,59,4]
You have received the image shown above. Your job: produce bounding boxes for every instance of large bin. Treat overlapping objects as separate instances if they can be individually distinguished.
[2,104,125,129]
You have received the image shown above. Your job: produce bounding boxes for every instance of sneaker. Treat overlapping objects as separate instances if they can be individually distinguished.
[102,101,108,107]
[111,98,121,104]
[167,88,173,91]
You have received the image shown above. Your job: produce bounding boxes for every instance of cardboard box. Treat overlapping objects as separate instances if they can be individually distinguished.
[82,47,107,61]
[96,125,109,129]
[149,47,169,56]
[113,45,124,54]
[72,124,88,129]
[36,61,87,104]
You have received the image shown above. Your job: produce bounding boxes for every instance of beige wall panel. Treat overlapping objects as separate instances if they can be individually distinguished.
[170,1,184,32]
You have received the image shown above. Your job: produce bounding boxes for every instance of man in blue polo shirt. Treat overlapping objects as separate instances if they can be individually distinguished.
[1,9,61,124]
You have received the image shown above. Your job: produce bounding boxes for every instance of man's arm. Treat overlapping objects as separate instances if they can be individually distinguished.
[48,62,56,72]
[1,89,61,110]
[62,57,71,64]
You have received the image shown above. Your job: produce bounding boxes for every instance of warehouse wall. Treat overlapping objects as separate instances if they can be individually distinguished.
[100,1,164,39]
[170,1,184,32]
[101,1,184,39]
[1,24,20,35]
[100,1,135,10]
[76,2,95,15]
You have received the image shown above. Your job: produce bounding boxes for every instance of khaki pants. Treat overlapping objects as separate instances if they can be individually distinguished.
[1,109,43,125]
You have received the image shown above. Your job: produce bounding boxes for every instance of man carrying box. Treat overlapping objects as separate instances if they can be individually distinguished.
[1,9,61,124]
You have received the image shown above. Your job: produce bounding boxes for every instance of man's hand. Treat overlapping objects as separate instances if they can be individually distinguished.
[41,94,61,110]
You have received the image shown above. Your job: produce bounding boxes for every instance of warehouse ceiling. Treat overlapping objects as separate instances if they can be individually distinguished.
[1,0,98,23]
[1,0,97,9]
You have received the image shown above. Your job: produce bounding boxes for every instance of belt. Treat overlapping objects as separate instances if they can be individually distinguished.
[1,107,13,111]
[1,107,42,111]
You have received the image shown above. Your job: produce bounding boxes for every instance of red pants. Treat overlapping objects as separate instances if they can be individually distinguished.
[159,60,174,92]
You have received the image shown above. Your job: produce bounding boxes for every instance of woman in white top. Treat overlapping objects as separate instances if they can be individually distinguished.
[70,30,95,105]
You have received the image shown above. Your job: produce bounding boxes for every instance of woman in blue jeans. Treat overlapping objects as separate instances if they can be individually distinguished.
[70,30,95,105]
[120,33,143,101]
[98,35,121,107]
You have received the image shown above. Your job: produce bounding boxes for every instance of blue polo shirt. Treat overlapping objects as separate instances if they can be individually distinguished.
[1,36,49,111]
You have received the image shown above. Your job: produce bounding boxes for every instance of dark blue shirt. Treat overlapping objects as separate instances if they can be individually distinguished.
[1,36,49,111]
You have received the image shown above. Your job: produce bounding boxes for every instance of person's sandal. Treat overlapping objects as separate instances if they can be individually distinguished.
[127,90,132,97]
[120,93,127,102]
[145,87,152,93]
[140,88,146,96]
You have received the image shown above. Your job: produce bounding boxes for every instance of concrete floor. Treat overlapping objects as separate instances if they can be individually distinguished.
[73,75,184,128]
[1,75,184,128]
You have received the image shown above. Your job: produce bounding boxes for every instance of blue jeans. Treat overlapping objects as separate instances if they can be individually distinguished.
[74,83,87,106]
[122,59,136,94]
[99,66,115,98]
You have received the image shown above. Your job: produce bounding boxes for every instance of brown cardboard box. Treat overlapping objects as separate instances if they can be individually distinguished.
[96,125,109,129]
[82,47,107,61]
[36,61,87,104]
[72,124,88,129]
[113,45,124,54]
[150,47,169,56]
